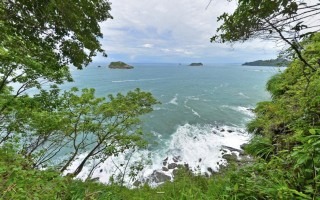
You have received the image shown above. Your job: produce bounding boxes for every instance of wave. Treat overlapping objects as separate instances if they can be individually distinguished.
[222,105,255,117]
[238,92,250,99]
[168,94,178,105]
[112,78,163,83]
[184,98,201,118]
[65,123,250,187]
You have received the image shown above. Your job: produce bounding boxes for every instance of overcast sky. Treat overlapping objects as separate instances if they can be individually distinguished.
[96,0,283,63]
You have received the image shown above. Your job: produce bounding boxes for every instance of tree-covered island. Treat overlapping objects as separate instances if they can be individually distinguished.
[242,58,290,66]
[109,61,134,69]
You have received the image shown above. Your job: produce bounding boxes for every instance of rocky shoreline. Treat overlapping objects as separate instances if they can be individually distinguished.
[133,127,253,187]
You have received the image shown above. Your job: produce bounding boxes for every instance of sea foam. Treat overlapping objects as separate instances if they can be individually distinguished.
[66,123,250,187]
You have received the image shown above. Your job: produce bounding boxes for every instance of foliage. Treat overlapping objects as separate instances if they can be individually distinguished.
[212,0,320,72]
[0,0,112,117]
[242,58,289,66]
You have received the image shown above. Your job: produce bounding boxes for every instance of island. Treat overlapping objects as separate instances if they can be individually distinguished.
[189,63,203,66]
[108,61,134,69]
[242,58,289,66]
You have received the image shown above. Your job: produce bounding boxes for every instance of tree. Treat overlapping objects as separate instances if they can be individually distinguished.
[0,0,112,107]
[212,0,320,71]
[4,87,158,177]
[0,0,113,163]
[0,0,160,181]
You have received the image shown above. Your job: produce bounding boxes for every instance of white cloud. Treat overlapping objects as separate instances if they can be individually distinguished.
[142,43,154,48]
[97,0,281,63]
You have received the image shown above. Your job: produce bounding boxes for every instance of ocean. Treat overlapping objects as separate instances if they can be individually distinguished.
[64,63,283,186]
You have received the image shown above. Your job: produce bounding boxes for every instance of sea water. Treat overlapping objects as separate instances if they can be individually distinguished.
[63,63,283,186]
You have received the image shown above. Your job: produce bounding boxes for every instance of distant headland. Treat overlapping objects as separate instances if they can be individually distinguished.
[108,61,134,69]
[189,63,203,66]
[242,58,289,66]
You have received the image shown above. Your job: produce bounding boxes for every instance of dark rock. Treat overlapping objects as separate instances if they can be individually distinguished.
[240,143,248,150]
[163,157,168,166]
[133,180,141,187]
[184,163,189,169]
[99,169,103,173]
[173,156,180,162]
[168,163,178,169]
[220,129,225,132]
[221,145,243,153]
[151,171,171,183]
[204,172,209,177]
[222,153,238,162]
[227,130,234,133]
[162,167,169,171]
[199,158,202,162]
[207,167,214,174]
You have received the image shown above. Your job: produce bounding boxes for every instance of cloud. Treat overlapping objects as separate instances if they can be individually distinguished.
[96,0,281,63]
[142,43,154,48]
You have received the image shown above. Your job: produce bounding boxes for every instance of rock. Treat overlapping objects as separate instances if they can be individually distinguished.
[163,157,168,166]
[199,158,202,162]
[99,169,103,173]
[220,129,225,132]
[98,65,101,68]
[227,130,234,133]
[133,180,141,187]
[151,171,171,183]
[162,167,169,171]
[184,163,189,169]
[221,145,243,153]
[240,143,248,150]
[247,108,254,112]
[168,163,178,169]
[222,153,238,162]
[207,167,214,174]
[173,156,180,162]
[189,63,203,66]
[108,61,134,69]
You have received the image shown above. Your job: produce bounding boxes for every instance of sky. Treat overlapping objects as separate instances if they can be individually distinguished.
[95,0,284,64]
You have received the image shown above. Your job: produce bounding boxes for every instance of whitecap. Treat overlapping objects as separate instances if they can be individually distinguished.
[112,78,163,83]
[65,123,250,188]
[168,94,178,105]
[222,105,255,117]
[238,92,250,99]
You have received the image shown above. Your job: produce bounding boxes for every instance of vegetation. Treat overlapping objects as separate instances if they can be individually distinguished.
[1,0,320,199]
[242,58,289,66]
[109,61,134,69]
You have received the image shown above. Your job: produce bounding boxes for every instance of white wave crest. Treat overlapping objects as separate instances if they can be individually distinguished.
[65,123,250,187]
[112,78,163,83]
[222,105,255,117]
[168,94,178,105]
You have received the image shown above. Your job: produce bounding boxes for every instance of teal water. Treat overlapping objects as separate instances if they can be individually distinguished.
[65,63,283,185]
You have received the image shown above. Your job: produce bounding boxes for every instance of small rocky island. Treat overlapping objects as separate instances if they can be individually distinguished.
[108,61,134,69]
[189,63,203,66]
